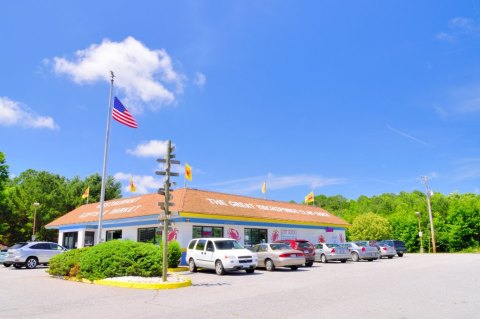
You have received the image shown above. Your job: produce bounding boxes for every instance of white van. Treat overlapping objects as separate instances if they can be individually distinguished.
[186,238,258,275]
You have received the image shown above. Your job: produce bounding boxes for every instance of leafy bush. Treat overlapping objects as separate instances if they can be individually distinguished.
[166,240,182,268]
[79,240,162,281]
[48,248,89,278]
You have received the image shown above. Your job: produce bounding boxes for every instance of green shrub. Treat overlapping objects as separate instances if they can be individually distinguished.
[166,240,182,268]
[48,248,89,278]
[79,240,162,281]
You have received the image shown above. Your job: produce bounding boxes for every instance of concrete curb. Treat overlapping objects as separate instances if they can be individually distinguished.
[94,276,192,290]
[51,270,192,290]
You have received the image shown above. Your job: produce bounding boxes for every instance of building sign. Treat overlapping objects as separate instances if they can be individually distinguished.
[205,198,330,217]
[78,197,142,219]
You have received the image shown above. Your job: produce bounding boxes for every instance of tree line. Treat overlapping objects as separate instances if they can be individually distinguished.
[0,152,121,246]
[312,192,480,252]
[1,151,479,252]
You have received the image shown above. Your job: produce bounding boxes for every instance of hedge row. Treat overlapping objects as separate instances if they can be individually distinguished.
[48,240,182,281]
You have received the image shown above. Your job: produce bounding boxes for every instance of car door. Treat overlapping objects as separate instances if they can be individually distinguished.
[47,243,65,261]
[193,239,207,267]
[202,240,216,269]
[30,243,49,263]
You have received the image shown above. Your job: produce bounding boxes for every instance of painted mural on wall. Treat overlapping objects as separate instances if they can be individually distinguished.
[271,229,280,242]
[227,228,241,241]
[168,228,179,241]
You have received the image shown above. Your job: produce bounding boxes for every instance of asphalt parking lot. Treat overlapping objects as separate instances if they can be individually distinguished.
[1,254,479,319]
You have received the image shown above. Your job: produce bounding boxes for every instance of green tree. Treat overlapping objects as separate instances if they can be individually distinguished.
[3,170,122,245]
[0,152,11,245]
[348,212,392,241]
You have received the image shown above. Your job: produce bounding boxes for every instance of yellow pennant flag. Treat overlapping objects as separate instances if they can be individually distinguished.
[129,177,137,193]
[81,187,90,199]
[185,163,192,181]
[304,191,314,203]
[262,181,267,194]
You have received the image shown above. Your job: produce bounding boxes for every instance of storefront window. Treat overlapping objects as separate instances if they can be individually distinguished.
[138,227,157,244]
[63,232,78,249]
[192,226,223,238]
[106,230,122,241]
[244,228,267,247]
[84,231,95,247]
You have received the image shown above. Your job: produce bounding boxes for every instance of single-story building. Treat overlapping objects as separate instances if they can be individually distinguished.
[46,188,350,261]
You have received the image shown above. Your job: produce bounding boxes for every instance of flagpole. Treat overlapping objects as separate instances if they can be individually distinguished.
[97,71,115,244]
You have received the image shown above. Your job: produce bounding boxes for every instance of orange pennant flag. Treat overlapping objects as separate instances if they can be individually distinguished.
[185,163,192,181]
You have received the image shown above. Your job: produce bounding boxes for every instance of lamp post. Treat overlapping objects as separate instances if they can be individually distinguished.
[415,211,424,253]
[32,202,40,241]
[420,176,436,253]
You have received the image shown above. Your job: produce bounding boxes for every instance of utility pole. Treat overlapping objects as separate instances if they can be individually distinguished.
[156,140,180,282]
[415,211,424,253]
[420,176,436,253]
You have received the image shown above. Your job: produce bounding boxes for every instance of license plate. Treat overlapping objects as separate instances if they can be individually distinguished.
[304,250,309,254]
[291,254,296,257]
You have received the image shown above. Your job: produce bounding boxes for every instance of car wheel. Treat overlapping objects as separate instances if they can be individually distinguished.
[265,259,275,272]
[245,269,255,274]
[13,264,22,269]
[351,252,360,262]
[215,260,225,276]
[3,263,11,267]
[340,260,347,263]
[397,252,404,257]
[188,258,197,272]
[26,257,38,269]
[305,261,314,267]
[320,254,328,263]
[290,266,298,270]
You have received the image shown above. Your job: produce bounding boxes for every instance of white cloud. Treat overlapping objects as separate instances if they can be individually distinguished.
[205,174,346,195]
[436,17,480,42]
[114,172,162,194]
[51,37,185,110]
[0,97,58,130]
[193,72,206,87]
[127,140,173,158]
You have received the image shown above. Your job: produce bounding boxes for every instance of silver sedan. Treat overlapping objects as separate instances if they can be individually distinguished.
[251,243,306,271]
[378,243,396,259]
[314,243,350,263]
[343,242,379,262]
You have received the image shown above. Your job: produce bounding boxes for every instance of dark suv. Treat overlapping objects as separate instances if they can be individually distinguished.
[378,240,407,257]
[274,239,315,267]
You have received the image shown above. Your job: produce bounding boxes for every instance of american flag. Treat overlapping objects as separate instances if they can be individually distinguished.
[112,97,138,128]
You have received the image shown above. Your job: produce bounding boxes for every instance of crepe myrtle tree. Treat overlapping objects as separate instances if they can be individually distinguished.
[348,212,392,241]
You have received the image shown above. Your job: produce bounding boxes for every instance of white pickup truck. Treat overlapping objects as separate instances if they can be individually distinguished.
[186,238,258,275]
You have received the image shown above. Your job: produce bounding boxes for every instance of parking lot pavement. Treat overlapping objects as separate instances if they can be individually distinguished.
[1,254,479,319]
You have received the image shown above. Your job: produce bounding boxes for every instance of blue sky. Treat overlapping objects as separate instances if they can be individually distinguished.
[1,1,480,202]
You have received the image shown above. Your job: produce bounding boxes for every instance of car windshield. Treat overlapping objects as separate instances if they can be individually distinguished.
[214,240,244,250]
[297,241,313,248]
[355,242,368,247]
[394,241,405,247]
[270,243,290,250]
[326,243,340,248]
[11,243,28,249]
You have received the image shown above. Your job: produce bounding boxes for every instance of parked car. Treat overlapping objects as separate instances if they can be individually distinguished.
[3,241,67,269]
[186,238,257,275]
[274,239,315,267]
[378,240,407,257]
[377,243,396,259]
[314,243,350,263]
[343,242,379,262]
[0,248,8,266]
[251,243,305,271]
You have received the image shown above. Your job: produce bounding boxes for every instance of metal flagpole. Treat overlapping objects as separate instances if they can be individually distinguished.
[97,71,115,244]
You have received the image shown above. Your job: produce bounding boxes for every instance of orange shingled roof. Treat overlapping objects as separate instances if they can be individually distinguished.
[47,188,350,228]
